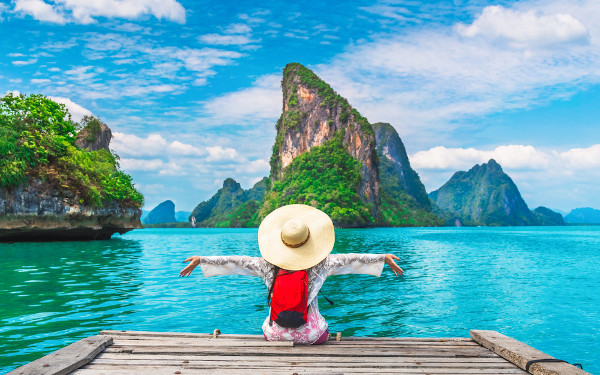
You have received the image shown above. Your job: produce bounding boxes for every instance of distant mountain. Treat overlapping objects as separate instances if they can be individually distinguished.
[372,122,442,226]
[532,207,565,226]
[565,207,600,224]
[175,211,192,222]
[429,159,537,226]
[190,178,267,227]
[144,200,176,224]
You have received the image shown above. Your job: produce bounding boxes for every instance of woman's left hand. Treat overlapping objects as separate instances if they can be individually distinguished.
[384,254,404,276]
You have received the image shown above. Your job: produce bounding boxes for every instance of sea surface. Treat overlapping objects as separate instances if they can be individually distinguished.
[1,227,599,374]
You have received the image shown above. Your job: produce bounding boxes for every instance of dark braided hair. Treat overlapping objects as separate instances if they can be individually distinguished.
[267,266,281,305]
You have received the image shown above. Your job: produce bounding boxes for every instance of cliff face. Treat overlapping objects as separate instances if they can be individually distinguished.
[265,63,379,225]
[145,200,176,224]
[373,123,442,226]
[75,117,112,151]
[429,159,537,226]
[0,180,141,241]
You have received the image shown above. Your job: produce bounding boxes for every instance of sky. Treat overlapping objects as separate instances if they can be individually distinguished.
[1,0,599,214]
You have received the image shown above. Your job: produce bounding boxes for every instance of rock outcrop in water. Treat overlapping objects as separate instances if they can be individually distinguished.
[190,178,266,228]
[144,200,176,224]
[429,159,538,226]
[564,207,600,224]
[532,206,565,226]
[0,95,142,241]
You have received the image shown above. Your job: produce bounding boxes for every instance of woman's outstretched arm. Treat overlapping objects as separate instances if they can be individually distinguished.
[326,253,403,277]
[179,255,272,278]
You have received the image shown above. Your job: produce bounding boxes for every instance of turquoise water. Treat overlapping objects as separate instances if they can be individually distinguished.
[1,227,599,373]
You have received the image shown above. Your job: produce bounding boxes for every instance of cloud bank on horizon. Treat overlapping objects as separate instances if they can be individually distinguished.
[1,0,599,212]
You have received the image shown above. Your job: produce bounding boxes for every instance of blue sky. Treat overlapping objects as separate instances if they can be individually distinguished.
[1,0,599,213]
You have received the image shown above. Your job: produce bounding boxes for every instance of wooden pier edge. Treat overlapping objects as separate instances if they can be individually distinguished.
[470,330,590,375]
[6,335,112,375]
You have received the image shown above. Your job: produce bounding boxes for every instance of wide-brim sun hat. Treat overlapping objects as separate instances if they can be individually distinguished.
[258,204,335,271]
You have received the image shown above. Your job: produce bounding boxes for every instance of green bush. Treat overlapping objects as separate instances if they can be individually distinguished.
[0,93,143,208]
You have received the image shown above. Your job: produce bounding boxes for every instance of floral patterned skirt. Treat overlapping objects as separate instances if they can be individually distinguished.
[262,300,328,345]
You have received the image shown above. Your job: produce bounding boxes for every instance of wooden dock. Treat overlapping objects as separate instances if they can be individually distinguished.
[7,330,590,375]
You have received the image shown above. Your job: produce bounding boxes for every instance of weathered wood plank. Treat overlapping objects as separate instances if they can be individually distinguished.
[470,330,590,375]
[6,335,112,375]
[111,338,294,347]
[96,353,511,363]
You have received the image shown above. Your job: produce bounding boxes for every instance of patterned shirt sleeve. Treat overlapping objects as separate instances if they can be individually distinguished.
[325,253,386,277]
[199,256,273,279]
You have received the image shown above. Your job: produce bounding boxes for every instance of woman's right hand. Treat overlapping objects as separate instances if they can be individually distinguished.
[180,256,201,277]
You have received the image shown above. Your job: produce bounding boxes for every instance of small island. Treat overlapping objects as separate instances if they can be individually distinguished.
[0,93,143,241]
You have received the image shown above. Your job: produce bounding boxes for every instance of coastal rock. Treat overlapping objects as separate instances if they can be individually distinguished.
[190,178,266,228]
[429,159,537,226]
[264,63,379,225]
[0,180,141,241]
[532,206,565,226]
[144,200,176,224]
[564,207,600,224]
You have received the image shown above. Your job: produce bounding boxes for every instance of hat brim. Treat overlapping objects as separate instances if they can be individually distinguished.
[258,204,335,271]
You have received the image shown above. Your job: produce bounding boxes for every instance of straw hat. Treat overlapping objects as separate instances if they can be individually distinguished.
[258,204,335,271]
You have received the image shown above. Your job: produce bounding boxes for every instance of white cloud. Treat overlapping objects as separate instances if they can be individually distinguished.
[119,158,166,171]
[30,78,51,84]
[0,3,9,21]
[12,58,38,66]
[198,34,256,46]
[202,73,281,124]
[206,146,239,162]
[13,0,186,24]
[410,144,600,210]
[112,132,205,157]
[49,96,93,121]
[14,0,67,24]
[456,5,588,48]
[411,145,551,171]
[8,53,26,57]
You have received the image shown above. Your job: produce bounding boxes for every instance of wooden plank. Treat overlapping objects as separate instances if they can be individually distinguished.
[470,330,590,375]
[103,345,498,358]
[96,353,512,363]
[87,358,523,368]
[111,338,294,347]
[76,363,527,374]
[6,335,112,375]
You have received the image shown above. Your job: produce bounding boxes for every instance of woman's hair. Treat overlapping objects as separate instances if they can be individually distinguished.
[267,266,281,305]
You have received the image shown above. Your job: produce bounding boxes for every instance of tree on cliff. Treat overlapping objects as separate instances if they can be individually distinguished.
[0,93,143,208]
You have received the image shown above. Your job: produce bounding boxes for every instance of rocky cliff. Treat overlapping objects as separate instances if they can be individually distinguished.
[144,200,176,224]
[373,123,442,226]
[262,63,380,226]
[564,207,600,224]
[0,94,142,241]
[429,159,537,226]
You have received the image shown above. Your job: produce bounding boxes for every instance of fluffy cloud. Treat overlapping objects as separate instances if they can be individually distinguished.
[48,96,93,121]
[13,0,185,24]
[201,73,281,124]
[456,5,588,48]
[14,0,66,24]
[12,58,38,66]
[410,144,600,210]
[112,132,206,157]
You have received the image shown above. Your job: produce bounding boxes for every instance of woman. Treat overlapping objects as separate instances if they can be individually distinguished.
[179,204,403,345]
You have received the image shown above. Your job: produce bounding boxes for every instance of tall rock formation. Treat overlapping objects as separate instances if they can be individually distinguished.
[75,116,112,151]
[262,63,379,226]
[145,200,176,224]
[429,159,537,226]
[373,123,441,226]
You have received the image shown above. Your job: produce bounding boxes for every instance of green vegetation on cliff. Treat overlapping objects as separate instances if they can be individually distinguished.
[0,93,143,208]
[429,159,536,226]
[190,178,266,227]
[262,132,373,226]
[532,206,565,226]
